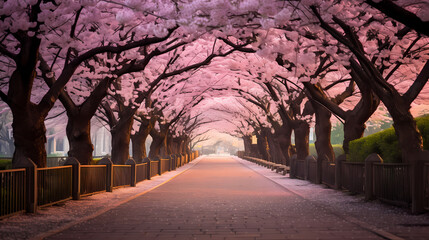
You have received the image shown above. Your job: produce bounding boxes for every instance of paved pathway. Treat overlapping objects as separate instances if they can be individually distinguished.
[45,157,396,239]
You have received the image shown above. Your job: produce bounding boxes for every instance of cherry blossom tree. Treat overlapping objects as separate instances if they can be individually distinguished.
[0,0,181,167]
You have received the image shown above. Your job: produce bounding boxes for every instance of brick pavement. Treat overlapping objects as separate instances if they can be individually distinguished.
[45,157,388,240]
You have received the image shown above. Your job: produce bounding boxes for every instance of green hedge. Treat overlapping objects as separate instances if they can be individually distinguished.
[0,159,12,170]
[349,115,429,163]
[309,144,344,159]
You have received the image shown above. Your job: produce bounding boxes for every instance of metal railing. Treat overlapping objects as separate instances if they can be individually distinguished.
[341,162,365,194]
[0,168,26,218]
[37,166,72,207]
[136,163,148,183]
[113,165,131,188]
[150,161,159,178]
[80,165,106,196]
[322,161,335,188]
[373,163,411,206]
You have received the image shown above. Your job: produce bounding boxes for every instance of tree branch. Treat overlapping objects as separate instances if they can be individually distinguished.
[365,0,429,36]
[403,60,429,105]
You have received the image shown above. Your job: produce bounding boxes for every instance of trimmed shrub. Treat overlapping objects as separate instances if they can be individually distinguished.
[349,115,429,163]
[0,159,12,170]
[309,143,344,159]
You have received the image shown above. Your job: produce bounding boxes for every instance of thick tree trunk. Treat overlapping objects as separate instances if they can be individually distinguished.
[131,120,153,162]
[343,116,366,154]
[312,103,335,162]
[274,124,293,165]
[242,135,252,155]
[149,133,166,158]
[12,106,47,168]
[9,36,45,167]
[257,129,271,161]
[66,115,93,165]
[170,137,180,154]
[131,132,149,162]
[111,116,133,164]
[294,120,310,160]
[385,98,423,162]
[267,133,284,164]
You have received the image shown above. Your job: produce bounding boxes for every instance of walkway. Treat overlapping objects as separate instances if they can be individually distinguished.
[40,156,425,240]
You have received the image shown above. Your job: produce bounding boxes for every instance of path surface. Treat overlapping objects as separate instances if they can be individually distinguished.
[45,157,393,240]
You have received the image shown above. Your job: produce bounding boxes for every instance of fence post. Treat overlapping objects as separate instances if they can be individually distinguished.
[316,155,325,184]
[365,153,383,201]
[14,157,37,213]
[126,159,136,187]
[290,154,297,179]
[335,155,346,190]
[64,157,81,200]
[153,156,161,175]
[305,155,316,181]
[98,157,113,192]
[143,157,151,180]
[411,150,429,214]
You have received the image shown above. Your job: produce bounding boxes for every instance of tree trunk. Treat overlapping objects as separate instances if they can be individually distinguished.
[311,102,335,162]
[131,132,149,162]
[66,115,93,165]
[12,105,47,168]
[294,120,310,160]
[267,132,284,164]
[111,116,133,164]
[149,133,166,158]
[343,116,366,154]
[131,120,153,162]
[242,135,252,155]
[274,124,293,165]
[257,129,271,161]
[385,97,423,162]
[9,36,45,167]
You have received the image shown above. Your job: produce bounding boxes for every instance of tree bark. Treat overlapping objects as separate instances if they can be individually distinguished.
[110,113,133,164]
[257,128,271,161]
[274,125,293,165]
[311,102,335,162]
[12,105,47,168]
[149,126,169,158]
[131,117,154,162]
[9,35,46,167]
[66,115,94,165]
[242,135,252,155]
[293,120,310,160]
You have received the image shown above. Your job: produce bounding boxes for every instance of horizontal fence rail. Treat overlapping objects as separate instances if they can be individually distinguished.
[0,169,26,218]
[341,162,365,194]
[80,165,106,196]
[374,163,411,206]
[136,163,148,183]
[113,165,131,188]
[37,166,72,207]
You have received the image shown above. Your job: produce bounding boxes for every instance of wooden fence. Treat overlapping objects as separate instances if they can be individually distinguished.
[0,151,199,219]
[243,152,429,213]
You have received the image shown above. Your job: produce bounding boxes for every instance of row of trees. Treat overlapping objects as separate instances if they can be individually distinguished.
[0,1,428,175]
[191,0,429,168]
